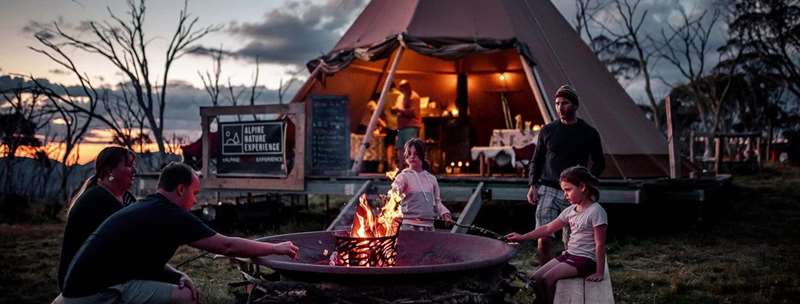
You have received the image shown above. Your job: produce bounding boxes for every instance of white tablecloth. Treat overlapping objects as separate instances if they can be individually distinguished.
[490,129,538,148]
[470,129,538,168]
[470,146,517,167]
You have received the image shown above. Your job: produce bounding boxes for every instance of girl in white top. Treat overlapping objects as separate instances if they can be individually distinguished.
[392,138,452,231]
[505,166,608,304]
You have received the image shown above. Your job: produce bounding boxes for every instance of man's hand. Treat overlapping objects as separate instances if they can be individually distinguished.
[178,274,199,302]
[586,272,604,282]
[527,186,538,205]
[274,241,299,259]
[504,232,525,242]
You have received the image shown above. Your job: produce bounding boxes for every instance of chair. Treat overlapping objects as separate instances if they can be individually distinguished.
[513,142,536,176]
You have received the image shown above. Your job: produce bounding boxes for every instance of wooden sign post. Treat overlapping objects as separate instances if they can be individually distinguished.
[665,96,681,179]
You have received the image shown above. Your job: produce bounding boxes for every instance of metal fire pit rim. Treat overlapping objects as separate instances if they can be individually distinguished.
[251,230,516,276]
[332,229,398,240]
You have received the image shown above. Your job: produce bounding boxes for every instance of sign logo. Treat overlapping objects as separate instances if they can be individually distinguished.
[221,122,283,155]
[217,120,287,176]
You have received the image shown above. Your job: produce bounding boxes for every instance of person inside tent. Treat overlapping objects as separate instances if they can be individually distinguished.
[392,79,422,167]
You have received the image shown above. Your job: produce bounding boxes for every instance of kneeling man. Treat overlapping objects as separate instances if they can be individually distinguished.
[61,163,298,304]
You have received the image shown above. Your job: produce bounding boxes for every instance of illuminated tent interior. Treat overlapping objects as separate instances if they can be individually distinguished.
[291,0,670,178]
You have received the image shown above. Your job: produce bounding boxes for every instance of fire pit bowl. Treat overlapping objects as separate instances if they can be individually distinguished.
[250,230,516,279]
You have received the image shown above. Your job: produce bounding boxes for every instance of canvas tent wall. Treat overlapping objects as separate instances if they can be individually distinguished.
[292,0,670,178]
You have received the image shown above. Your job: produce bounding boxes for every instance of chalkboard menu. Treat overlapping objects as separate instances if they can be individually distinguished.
[217,120,287,176]
[310,95,350,175]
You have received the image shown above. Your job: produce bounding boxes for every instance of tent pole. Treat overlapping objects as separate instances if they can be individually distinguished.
[519,55,552,123]
[370,58,393,99]
[351,46,406,174]
[533,65,556,121]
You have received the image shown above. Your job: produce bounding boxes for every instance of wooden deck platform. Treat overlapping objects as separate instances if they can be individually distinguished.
[137,172,729,231]
[554,258,614,304]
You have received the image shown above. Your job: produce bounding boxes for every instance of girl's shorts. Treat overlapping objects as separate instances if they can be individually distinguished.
[556,253,597,277]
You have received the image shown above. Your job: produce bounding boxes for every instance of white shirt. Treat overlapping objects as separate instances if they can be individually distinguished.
[557,202,607,261]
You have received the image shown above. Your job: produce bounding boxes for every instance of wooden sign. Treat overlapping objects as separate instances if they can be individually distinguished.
[217,120,287,177]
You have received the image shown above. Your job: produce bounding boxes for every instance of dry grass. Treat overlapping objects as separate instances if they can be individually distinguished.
[1,168,799,303]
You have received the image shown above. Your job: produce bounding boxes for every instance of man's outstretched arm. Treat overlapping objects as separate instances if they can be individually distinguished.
[190,234,298,258]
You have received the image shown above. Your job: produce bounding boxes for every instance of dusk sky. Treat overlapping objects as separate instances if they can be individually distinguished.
[0,0,362,88]
[0,0,723,162]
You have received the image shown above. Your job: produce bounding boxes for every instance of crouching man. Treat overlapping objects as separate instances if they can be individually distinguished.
[61,163,298,304]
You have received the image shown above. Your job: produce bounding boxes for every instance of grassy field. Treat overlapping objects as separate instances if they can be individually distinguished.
[1,166,799,303]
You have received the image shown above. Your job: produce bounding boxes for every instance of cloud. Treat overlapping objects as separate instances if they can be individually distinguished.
[214,0,728,105]
[217,0,368,66]
[22,17,94,37]
[0,74,91,97]
[49,69,69,75]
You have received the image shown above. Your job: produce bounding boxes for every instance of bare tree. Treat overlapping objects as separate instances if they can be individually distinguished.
[278,76,298,105]
[165,132,187,155]
[0,85,49,158]
[0,85,50,194]
[107,82,150,153]
[35,81,97,201]
[655,8,736,133]
[197,46,224,107]
[29,30,137,152]
[31,0,220,156]
[726,0,800,99]
[574,0,608,44]
[590,0,663,128]
[30,128,60,200]
[197,49,269,123]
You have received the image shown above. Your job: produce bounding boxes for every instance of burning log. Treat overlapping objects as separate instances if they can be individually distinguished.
[334,231,398,267]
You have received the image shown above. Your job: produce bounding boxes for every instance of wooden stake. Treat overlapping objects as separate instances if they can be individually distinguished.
[666,96,681,179]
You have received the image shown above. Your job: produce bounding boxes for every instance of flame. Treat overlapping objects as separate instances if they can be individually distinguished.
[351,194,376,238]
[341,168,405,267]
[349,168,404,238]
[385,168,399,181]
[375,189,403,236]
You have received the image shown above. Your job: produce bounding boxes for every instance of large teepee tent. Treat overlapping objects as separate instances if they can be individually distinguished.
[292,0,669,178]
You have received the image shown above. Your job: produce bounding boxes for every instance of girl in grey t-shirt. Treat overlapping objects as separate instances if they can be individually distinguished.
[506,166,608,304]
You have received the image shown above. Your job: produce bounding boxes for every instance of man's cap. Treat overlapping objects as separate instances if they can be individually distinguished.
[555,84,579,105]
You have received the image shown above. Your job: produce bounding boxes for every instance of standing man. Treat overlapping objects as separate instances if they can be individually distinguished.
[61,163,298,304]
[393,79,422,167]
[527,84,605,264]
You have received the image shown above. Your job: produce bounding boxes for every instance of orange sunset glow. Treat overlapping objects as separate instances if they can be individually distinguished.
[7,126,188,164]
[5,142,184,165]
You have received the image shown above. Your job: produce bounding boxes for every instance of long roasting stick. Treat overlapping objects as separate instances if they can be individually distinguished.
[410,217,507,240]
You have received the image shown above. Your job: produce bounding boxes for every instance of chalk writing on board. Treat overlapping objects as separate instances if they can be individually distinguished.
[310,96,350,175]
